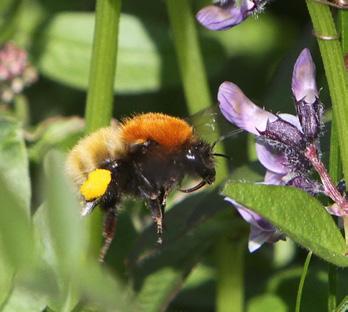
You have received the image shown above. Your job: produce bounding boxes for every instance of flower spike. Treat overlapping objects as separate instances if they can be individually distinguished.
[196,0,269,31]
[217,48,343,251]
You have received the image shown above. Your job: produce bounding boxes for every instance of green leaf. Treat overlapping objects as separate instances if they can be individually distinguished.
[247,294,287,312]
[222,182,348,267]
[1,285,47,312]
[34,205,137,312]
[33,12,282,93]
[0,242,14,307]
[0,175,33,269]
[44,150,88,272]
[0,0,23,44]
[0,116,30,212]
[28,116,84,162]
[0,116,31,304]
[336,296,348,312]
[36,13,176,93]
[129,189,244,311]
[74,263,138,312]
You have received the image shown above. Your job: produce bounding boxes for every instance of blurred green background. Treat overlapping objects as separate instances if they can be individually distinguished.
[0,0,347,311]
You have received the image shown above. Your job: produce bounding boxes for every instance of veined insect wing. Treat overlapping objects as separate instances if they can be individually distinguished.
[186,106,243,146]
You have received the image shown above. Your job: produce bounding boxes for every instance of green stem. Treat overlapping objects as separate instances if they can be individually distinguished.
[166,0,212,114]
[306,0,348,187]
[329,117,342,183]
[339,10,348,53]
[85,0,121,133]
[328,264,337,312]
[307,2,348,307]
[165,0,228,182]
[215,236,245,312]
[165,5,233,311]
[327,110,340,312]
[61,282,75,312]
[339,9,348,247]
[14,95,29,127]
[84,0,121,257]
[295,251,312,312]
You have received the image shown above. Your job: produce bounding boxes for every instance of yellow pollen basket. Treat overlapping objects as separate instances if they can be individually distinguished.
[80,169,112,201]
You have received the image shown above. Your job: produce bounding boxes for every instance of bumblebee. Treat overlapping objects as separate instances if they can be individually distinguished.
[66,113,217,261]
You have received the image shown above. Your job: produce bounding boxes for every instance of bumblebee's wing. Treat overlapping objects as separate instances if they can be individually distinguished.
[186,106,243,145]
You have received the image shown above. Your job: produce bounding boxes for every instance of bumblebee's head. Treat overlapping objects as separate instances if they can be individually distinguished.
[181,140,216,192]
[79,169,112,216]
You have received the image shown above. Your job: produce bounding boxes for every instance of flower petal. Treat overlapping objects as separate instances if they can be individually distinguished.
[196,0,254,31]
[255,143,288,174]
[225,197,275,231]
[326,203,345,217]
[248,226,277,252]
[278,113,302,131]
[291,48,318,103]
[225,197,283,252]
[218,81,275,135]
[264,170,286,185]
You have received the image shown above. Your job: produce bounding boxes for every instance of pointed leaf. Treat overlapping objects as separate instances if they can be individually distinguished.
[0,173,33,268]
[222,182,348,267]
[129,189,243,311]
[44,150,88,272]
[1,285,47,312]
[33,12,282,93]
[0,116,30,212]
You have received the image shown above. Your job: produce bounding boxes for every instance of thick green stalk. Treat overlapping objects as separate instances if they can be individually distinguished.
[85,0,121,257]
[14,95,29,127]
[328,264,337,312]
[85,0,121,133]
[306,0,348,184]
[166,0,212,114]
[166,4,234,312]
[295,251,312,312]
[329,117,342,183]
[165,0,228,182]
[308,3,348,308]
[216,237,245,312]
[328,112,340,312]
[325,9,348,311]
[339,10,348,53]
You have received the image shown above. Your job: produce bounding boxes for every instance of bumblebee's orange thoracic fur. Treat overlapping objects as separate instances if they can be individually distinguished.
[121,113,193,151]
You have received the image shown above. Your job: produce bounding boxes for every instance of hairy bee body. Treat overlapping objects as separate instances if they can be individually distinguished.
[66,126,126,186]
[66,113,216,261]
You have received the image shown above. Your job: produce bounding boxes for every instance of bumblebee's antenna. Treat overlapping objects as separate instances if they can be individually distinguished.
[180,180,206,193]
[213,153,230,160]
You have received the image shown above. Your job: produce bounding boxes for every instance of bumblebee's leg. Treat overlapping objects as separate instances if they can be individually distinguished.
[99,207,117,263]
[159,188,169,229]
[147,198,163,244]
[133,162,166,243]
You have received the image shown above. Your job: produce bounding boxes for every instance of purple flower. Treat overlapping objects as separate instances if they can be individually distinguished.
[196,0,269,31]
[225,174,285,252]
[0,42,37,104]
[218,48,323,250]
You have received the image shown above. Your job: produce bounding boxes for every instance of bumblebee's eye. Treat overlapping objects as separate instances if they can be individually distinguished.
[80,169,112,201]
[186,149,195,160]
